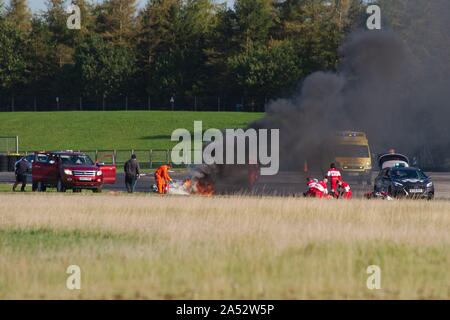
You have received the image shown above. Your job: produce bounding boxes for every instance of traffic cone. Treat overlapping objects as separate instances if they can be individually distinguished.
[303,160,308,173]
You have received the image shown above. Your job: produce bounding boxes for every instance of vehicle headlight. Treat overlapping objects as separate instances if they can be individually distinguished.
[393,181,403,187]
[426,182,433,188]
[64,169,73,175]
[97,171,102,176]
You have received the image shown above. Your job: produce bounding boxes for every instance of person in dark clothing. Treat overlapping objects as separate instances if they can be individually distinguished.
[13,158,29,192]
[124,154,140,193]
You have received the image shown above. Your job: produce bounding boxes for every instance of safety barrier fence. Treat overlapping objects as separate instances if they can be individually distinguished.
[0,95,269,113]
[0,149,199,172]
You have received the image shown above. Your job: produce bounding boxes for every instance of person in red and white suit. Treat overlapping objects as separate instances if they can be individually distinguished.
[304,177,314,197]
[337,180,352,200]
[309,177,328,198]
[304,177,318,197]
[327,163,342,198]
[318,177,330,198]
[304,177,330,198]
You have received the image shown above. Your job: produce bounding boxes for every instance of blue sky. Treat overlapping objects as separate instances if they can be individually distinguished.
[17,0,235,13]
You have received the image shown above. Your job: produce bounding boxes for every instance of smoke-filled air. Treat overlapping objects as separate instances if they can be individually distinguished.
[253,0,450,170]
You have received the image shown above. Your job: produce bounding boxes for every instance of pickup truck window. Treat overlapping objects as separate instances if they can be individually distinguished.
[60,155,94,166]
[36,154,49,163]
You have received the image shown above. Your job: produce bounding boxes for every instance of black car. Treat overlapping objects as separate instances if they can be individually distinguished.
[374,166,434,200]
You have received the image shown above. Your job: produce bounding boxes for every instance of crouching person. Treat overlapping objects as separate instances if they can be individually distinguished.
[154,164,173,194]
[304,177,318,197]
[304,177,329,199]
[337,180,353,199]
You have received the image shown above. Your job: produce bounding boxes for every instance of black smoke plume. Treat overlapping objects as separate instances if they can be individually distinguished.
[253,0,450,170]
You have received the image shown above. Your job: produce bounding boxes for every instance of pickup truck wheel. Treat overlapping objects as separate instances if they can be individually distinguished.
[32,181,38,192]
[56,179,66,192]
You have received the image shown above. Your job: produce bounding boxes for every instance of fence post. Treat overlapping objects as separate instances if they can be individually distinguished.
[16,136,19,154]
[166,150,169,164]
[150,149,153,168]
[95,150,98,162]
[113,150,117,165]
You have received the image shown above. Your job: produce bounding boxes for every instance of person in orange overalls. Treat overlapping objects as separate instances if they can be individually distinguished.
[154,164,173,194]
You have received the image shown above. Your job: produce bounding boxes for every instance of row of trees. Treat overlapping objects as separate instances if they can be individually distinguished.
[0,0,369,108]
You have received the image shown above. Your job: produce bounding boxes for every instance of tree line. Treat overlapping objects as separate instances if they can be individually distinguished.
[0,0,370,110]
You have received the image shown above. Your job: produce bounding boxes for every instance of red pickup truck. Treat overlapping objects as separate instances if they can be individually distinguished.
[32,151,116,192]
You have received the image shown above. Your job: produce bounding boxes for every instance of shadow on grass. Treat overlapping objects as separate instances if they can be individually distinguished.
[140,135,172,141]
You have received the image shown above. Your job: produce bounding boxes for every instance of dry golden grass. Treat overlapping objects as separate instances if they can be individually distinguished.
[0,193,449,299]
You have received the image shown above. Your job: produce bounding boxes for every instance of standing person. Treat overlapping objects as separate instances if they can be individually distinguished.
[154,164,173,194]
[124,154,140,193]
[13,157,29,192]
[337,180,353,199]
[327,163,342,198]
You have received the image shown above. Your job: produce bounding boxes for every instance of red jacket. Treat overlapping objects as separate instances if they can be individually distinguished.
[316,180,328,195]
[327,168,342,181]
[339,181,351,193]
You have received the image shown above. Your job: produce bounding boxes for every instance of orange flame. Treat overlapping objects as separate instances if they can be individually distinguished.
[194,179,214,196]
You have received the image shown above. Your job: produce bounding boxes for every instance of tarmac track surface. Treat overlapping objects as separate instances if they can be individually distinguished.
[1,171,449,199]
